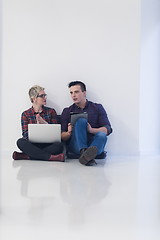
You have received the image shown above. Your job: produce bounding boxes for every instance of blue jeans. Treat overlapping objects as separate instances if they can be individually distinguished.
[68,118,107,155]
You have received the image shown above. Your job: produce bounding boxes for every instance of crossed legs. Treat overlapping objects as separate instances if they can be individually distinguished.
[13,138,64,161]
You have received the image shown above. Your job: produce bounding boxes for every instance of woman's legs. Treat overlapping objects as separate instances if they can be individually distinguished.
[42,142,64,155]
[17,138,63,160]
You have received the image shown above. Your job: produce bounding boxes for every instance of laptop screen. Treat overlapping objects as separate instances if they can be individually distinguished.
[28,124,61,143]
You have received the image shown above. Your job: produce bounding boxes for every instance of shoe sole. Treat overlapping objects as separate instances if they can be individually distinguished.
[79,146,98,165]
[86,159,97,166]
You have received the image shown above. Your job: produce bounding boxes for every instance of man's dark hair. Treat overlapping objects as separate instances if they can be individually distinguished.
[68,81,86,92]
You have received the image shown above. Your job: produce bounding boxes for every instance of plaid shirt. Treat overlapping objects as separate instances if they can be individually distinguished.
[61,100,112,140]
[21,106,58,139]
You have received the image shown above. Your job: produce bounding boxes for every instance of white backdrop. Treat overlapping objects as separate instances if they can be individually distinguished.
[1,0,160,156]
[140,0,160,155]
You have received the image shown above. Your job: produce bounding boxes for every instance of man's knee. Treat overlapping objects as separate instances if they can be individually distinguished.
[96,131,107,137]
[75,117,87,127]
[95,132,107,141]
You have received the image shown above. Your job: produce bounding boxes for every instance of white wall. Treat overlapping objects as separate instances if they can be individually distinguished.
[2,0,156,156]
[140,0,160,155]
[0,0,2,211]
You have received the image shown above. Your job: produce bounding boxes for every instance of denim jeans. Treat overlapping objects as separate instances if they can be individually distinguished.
[68,118,107,155]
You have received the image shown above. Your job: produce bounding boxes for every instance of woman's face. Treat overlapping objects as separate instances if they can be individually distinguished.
[33,90,47,106]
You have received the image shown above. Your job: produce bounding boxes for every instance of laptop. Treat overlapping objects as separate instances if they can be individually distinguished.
[70,112,88,126]
[28,124,61,143]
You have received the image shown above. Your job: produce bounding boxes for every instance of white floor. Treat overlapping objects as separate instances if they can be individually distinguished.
[0,152,160,240]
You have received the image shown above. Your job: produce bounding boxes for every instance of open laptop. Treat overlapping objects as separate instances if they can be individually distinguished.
[70,112,88,126]
[28,124,61,143]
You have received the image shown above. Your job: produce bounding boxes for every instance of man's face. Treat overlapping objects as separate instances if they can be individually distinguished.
[69,85,86,105]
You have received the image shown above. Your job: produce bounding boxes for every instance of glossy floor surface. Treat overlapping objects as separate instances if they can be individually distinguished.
[0,152,160,240]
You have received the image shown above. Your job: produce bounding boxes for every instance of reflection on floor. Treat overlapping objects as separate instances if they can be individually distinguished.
[0,152,160,240]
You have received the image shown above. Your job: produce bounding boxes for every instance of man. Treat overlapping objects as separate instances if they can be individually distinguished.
[61,81,112,166]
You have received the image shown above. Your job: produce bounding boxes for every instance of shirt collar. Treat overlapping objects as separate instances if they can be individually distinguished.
[74,100,89,110]
[31,105,45,114]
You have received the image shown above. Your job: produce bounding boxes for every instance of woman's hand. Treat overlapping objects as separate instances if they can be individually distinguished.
[36,114,48,124]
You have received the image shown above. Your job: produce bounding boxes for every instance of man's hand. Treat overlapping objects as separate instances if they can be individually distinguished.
[68,123,72,134]
[87,123,108,135]
[36,114,48,124]
[87,123,94,134]
[61,123,73,141]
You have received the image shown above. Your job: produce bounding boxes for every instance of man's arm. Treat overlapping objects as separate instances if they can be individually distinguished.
[61,108,73,141]
[97,104,112,135]
[87,123,108,135]
[61,122,72,141]
[86,103,112,135]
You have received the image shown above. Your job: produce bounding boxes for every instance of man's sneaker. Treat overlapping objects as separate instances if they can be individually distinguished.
[12,151,30,160]
[95,151,107,159]
[49,153,65,162]
[86,159,97,166]
[79,146,98,165]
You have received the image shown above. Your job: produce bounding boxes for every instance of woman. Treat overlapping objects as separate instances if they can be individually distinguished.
[12,85,65,161]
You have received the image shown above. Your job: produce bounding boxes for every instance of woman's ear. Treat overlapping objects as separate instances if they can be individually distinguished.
[32,97,37,103]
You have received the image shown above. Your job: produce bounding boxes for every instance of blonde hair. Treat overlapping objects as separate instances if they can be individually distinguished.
[29,85,44,103]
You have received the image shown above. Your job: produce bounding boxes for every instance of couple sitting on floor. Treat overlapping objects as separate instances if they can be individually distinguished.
[12,81,112,166]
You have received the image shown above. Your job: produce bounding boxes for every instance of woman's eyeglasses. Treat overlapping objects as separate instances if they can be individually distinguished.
[37,94,47,98]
